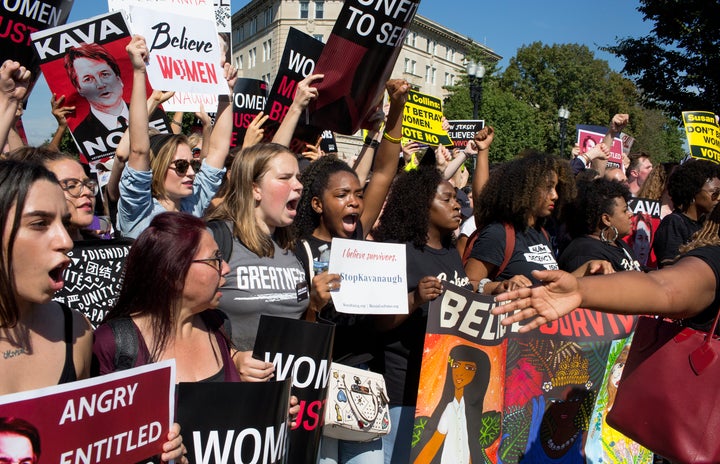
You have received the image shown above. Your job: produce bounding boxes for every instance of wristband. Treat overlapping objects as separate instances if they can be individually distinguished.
[364,137,380,149]
[170,119,182,127]
[382,132,402,144]
[477,278,492,294]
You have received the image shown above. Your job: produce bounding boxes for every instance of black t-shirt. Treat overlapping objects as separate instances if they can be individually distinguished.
[653,211,702,267]
[294,228,377,366]
[383,243,471,406]
[558,236,642,273]
[469,222,558,283]
[683,245,720,332]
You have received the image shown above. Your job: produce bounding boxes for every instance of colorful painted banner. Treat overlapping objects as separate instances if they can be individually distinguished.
[176,379,292,464]
[447,120,485,149]
[0,360,175,464]
[682,111,720,163]
[30,11,169,164]
[253,316,334,464]
[411,283,639,463]
[310,0,419,134]
[576,125,624,169]
[402,90,452,146]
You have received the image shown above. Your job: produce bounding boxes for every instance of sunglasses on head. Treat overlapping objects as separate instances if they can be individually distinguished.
[169,159,202,176]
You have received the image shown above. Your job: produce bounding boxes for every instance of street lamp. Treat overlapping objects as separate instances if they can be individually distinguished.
[466,60,486,119]
[558,106,570,157]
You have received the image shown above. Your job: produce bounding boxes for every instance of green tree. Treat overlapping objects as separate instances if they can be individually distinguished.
[604,0,720,117]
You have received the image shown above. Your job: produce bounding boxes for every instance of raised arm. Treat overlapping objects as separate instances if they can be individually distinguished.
[593,113,629,176]
[47,94,74,151]
[271,74,323,147]
[0,60,30,151]
[470,127,493,205]
[126,35,151,172]
[359,78,409,236]
[194,103,213,158]
[203,63,237,170]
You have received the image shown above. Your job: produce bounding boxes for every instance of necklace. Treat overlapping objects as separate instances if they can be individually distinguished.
[546,431,580,451]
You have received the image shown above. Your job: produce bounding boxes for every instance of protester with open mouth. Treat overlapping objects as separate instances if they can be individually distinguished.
[292,78,409,464]
[117,35,236,239]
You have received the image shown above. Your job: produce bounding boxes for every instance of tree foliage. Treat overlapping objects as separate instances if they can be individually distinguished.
[605,0,720,117]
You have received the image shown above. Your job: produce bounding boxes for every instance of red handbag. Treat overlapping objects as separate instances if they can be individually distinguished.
[606,310,720,463]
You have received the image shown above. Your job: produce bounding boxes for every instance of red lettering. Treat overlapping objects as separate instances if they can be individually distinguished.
[606,314,620,335]
[233,112,256,129]
[268,101,289,122]
[558,315,573,337]
[277,75,297,100]
[618,315,636,334]
[0,17,37,46]
[585,308,604,335]
[570,309,591,337]
[291,399,326,432]
[539,321,558,335]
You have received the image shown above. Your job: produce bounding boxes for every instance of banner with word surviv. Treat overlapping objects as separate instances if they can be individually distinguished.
[30,12,169,165]
[410,283,639,463]
[0,0,73,90]
[177,380,292,464]
[0,360,175,464]
[682,111,720,163]
[403,90,452,146]
[576,125,623,169]
[311,0,419,134]
[253,316,334,464]
[447,120,485,149]
[53,238,133,328]
[262,27,324,154]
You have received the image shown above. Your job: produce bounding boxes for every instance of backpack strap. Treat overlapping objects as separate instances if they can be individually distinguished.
[301,239,315,285]
[461,229,479,267]
[490,223,515,280]
[106,317,139,371]
[207,220,234,263]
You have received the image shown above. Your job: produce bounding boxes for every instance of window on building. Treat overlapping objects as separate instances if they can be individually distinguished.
[425,65,431,83]
[405,58,411,73]
[445,72,450,86]
[236,55,243,70]
[431,67,436,85]
[262,40,272,61]
[265,7,274,26]
[315,0,324,19]
[249,17,257,35]
[300,1,309,18]
[249,48,256,68]
[410,60,416,75]
[263,73,271,83]
[446,47,455,61]
[313,34,324,42]
[427,39,435,55]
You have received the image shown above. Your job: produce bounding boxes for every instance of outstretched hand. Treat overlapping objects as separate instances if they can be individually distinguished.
[291,74,323,111]
[0,60,31,106]
[50,94,74,127]
[610,113,629,134]
[492,269,582,332]
[386,78,409,106]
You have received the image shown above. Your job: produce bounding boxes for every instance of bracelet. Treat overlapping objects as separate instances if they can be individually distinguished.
[170,119,182,127]
[364,138,380,149]
[477,278,492,294]
[382,132,402,144]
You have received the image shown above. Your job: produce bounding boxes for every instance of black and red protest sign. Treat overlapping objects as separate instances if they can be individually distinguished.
[0,0,73,87]
[262,27,324,154]
[447,120,485,149]
[310,0,419,134]
[230,78,268,149]
[31,12,169,164]
[253,316,334,464]
[176,380,292,464]
[0,361,175,464]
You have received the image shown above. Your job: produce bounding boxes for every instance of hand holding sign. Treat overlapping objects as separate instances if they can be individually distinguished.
[243,111,269,148]
[221,62,238,94]
[292,73,323,112]
[126,34,149,70]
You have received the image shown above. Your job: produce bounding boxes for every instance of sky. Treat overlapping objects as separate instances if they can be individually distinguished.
[21,0,653,145]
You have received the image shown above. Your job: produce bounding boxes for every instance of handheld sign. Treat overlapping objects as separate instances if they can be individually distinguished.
[682,111,720,163]
[576,125,624,169]
[402,90,452,146]
[447,120,485,149]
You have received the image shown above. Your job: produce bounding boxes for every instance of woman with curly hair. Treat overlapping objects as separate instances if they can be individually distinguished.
[372,165,472,464]
[653,159,720,267]
[558,178,641,272]
[465,151,578,294]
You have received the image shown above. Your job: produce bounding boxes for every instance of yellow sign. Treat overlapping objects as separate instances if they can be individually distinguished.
[682,111,720,163]
[402,90,452,146]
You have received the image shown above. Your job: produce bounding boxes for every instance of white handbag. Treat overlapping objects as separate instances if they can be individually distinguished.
[323,362,391,442]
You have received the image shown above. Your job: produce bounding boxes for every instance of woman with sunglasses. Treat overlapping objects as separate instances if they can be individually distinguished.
[117,35,237,239]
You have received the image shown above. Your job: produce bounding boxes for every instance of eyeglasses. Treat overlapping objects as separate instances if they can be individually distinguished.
[59,178,99,198]
[169,159,202,176]
[192,250,223,275]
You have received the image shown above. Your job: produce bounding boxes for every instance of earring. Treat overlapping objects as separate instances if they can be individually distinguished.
[600,226,619,243]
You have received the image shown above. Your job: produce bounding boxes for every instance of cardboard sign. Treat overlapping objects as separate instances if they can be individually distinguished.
[411,283,639,463]
[328,238,408,315]
[53,238,133,328]
[30,11,170,163]
[402,90,452,146]
[262,27,324,154]
[176,380,292,464]
[447,120,485,149]
[576,125,623,169]
[230,78,268,149]
[0,361,175,464]
[0,0,73,90]
[310,0,419,134]
[253,316,334,464]
[623,197,661,268]
[682,111,720,163]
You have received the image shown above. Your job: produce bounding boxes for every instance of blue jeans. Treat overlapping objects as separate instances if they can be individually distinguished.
[382,405,415,464]
[318,436,384,464]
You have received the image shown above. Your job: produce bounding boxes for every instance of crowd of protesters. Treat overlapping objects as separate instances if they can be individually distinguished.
[1,27,719,464]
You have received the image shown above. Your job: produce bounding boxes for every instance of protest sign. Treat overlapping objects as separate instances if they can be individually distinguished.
[0,0,73,91]
[176,380,292,464]
[0,360,175,464]
[126,4,227,97]
[410,283,640,463]
[253,316,334,464]
[622,197,661,268]
[682,111,720,163]
[262,27,324,154]
[53,238,133,328]
[576,125,623,169]
[229,78,268,149]
[31,11,169,164]
[320,129,338,153]
[447,120,484,149]
[328,238,407,315]
[402,90,452,146]
[310,0,419,134]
